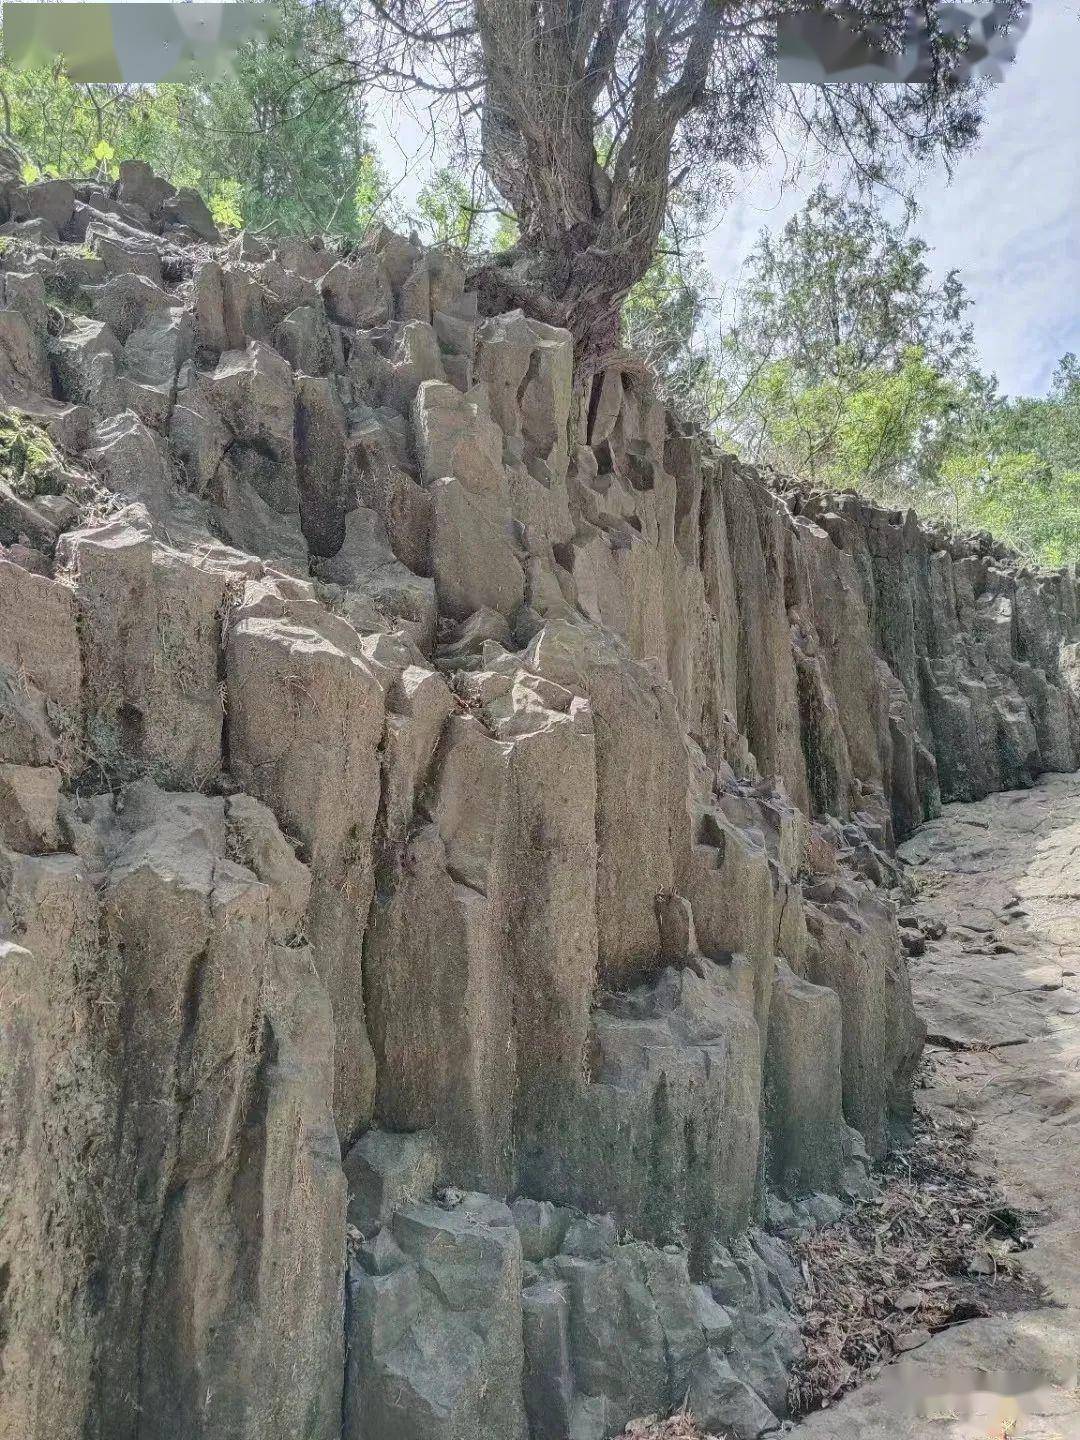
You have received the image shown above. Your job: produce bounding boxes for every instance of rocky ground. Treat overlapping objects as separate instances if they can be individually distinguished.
[792,774,1080,1439]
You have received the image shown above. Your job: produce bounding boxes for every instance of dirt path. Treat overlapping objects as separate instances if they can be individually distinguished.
[794,773,1080,1440]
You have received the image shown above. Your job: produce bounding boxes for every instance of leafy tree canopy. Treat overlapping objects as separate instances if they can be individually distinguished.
[937,357,1080,566]
[706,191,1078,566]
[0,0,389,236]
[725,186,975,385]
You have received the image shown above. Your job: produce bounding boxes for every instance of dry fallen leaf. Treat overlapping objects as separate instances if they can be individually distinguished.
[786,1082,1043,1418]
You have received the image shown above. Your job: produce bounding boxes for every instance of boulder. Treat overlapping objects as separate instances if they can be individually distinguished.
[0,762,61,851]
[89,272,170,344]
[343,1128,440,1236]
[342,1193,527,1440]
[159,186,219,242]
[86,220,163,283]
[687,1351,779,1439]
[321,254,392,329]
[114,158,177,218]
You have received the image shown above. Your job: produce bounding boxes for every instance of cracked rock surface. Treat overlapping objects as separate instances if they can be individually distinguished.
[0,154,1078,1440]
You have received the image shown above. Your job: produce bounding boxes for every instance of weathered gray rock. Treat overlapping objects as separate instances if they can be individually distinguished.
[728,1300,803,1418]
[123,306,191,387]
[343,1193,527,1440]
[0,556,82,770]
[513,1228,756,1438]
[321,254,392,329]
[8,178,75,233]
[274,301,336,375]
[0,781,345,1440]
[687,1351,779,1438]
[512,1197,569,1262]
[476,308,574,483]
[224,790,310,942]
[59,509,226,788]
[508,621,691,985]
[413,379,505,500]
[0,762,60,851]
[366,673,597,1192]
[49,317,123,405]
[171,341,298,514]
[294,371,348,555]
[804,885,924,1154]
[115,157,176,217]
[2,268,49,337]
[765,960,851,1196]
[84,410,171,518]
[523,959,762,1252]
[430,476,525,622]
[89,271,170,343]
[315,504,438,646]
[226,573,385,1139]
[160,185,219,242]
[344,1127,440,1235]
[522,1278,576,1439]
[86,219,163,283]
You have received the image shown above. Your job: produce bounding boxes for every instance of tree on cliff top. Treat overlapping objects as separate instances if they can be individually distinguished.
[715,185,976,492]
[711,189,1079,564]
[345,0,1023,362]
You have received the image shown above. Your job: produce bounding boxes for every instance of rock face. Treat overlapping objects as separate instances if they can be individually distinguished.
[0,164,1077,1440]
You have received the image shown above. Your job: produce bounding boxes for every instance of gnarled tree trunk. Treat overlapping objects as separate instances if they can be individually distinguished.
[468,0,721,366]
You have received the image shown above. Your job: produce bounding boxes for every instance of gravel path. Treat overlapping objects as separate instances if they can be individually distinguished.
[794,773,1080,1440]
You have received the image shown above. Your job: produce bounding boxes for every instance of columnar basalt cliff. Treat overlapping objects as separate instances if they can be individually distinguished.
[1,153,1077,1440]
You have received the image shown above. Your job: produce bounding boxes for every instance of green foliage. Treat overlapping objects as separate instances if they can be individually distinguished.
[354,151,388,234]
[728,347,955,498]
[932,357,1080,565]
[492,210,519,253]
[730,187,974,386]
[716,191,1079,567]
[0,59,194,184]
[412,166,516,256]
[623,241,724,430]
[0,0,389,236]
[0,411,58,498]
[416,167,477,251]
[183,1,381,236]
[207,180,245,233]
[86,139,117,180]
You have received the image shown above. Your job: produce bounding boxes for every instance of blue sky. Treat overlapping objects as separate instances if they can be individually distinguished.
[373,3,1080,398]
